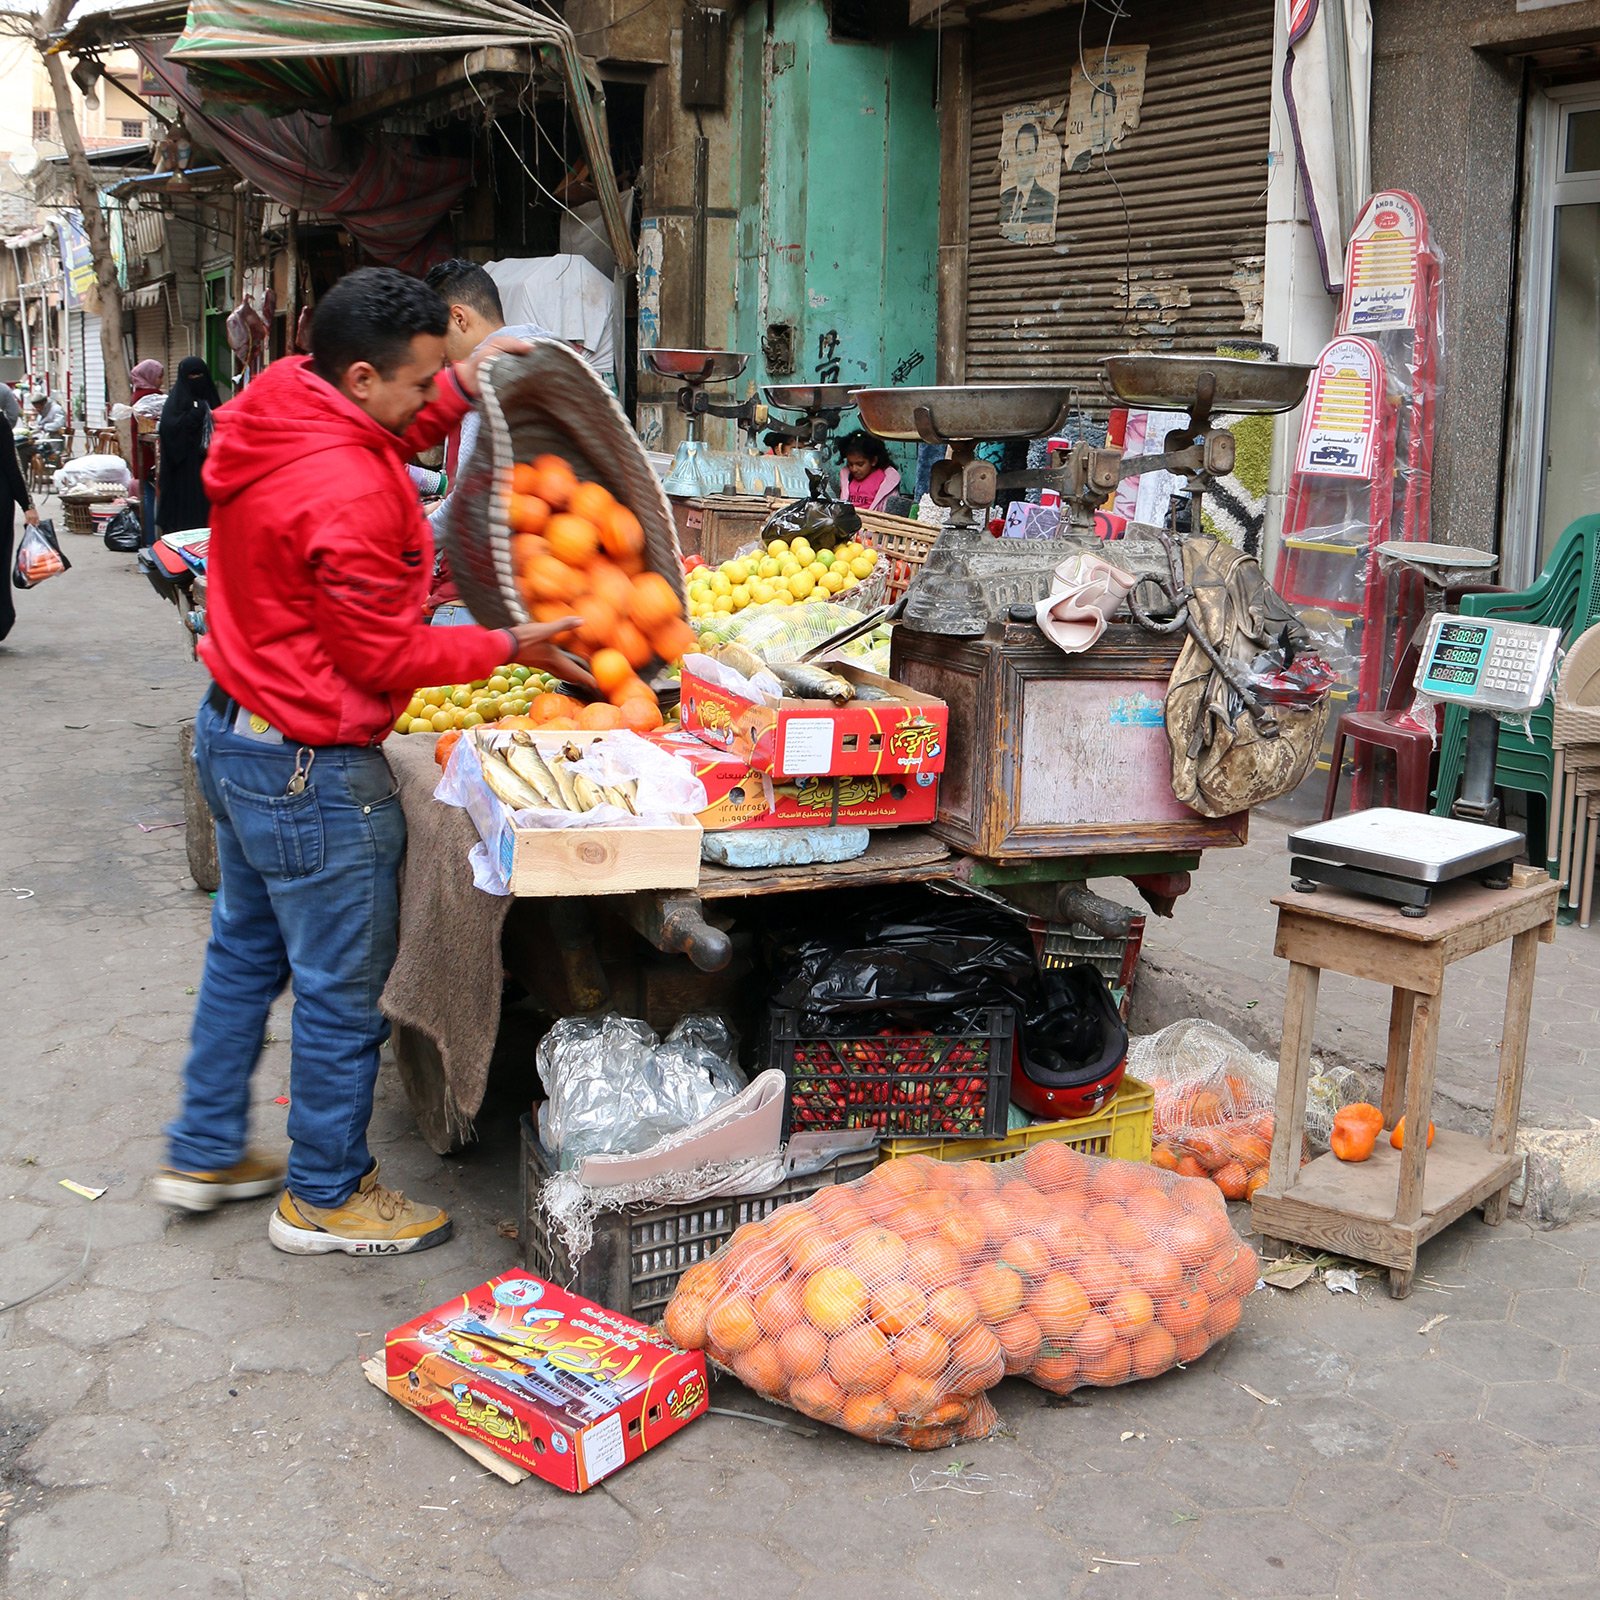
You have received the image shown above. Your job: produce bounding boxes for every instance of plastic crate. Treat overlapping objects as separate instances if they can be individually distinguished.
[1028,913,1146,1020]
[878,1075,1155,1166]
[518,1115,878,1323]
[768,1008,1013,1139]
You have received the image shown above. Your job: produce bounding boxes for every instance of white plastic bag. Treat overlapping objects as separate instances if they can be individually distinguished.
[52,455,133,495]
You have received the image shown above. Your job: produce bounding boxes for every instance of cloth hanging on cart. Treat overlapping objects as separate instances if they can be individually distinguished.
[1166,537,1330,817]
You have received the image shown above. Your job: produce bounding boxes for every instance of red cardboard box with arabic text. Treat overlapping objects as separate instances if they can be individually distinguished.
[384,1271,707,1491]
[647,729,939,831]
[678,664,949,781]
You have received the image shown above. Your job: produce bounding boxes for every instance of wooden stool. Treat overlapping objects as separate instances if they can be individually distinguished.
[1250,867,1558,1298]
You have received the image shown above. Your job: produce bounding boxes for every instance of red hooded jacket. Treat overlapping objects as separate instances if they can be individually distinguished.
[199,357,515,746]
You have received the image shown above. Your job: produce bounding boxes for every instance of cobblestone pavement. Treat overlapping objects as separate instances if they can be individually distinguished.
[4,536,1599,1599]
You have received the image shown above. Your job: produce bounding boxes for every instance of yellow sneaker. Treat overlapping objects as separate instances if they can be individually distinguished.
[267,1170,452,1257]
[152,1150,287,1213]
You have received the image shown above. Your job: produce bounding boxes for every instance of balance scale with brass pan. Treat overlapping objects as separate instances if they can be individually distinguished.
[762,383,859,452]
[854,354,1313,638]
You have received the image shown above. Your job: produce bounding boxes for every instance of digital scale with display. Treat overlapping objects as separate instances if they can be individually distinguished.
[1289,612,1562,913]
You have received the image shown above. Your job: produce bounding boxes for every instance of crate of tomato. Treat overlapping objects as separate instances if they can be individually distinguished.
[767,1008,1014,1139]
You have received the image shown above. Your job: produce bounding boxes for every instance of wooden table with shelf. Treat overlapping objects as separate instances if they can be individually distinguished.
[1250,867,1559,1298]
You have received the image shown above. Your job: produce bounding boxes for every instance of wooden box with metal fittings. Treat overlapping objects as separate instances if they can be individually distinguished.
[889,620,1248,861]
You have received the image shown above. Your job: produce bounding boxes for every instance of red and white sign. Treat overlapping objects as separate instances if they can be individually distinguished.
[1294,337,1385,480]
[1341,190,1425,333]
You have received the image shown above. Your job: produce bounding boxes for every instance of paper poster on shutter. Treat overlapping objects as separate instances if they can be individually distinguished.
[1294,337,1383,480]
[1343,192,1422,332]
[1063,45,1148,172]
[997,103,1063,245]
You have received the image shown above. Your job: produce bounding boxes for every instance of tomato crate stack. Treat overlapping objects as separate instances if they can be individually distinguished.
[767,1009,1014,1140]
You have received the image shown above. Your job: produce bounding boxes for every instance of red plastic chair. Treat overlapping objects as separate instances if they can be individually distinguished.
[1322,640,1432,818]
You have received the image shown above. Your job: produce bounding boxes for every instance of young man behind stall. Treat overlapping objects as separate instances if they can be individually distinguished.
[152,268,586,1255]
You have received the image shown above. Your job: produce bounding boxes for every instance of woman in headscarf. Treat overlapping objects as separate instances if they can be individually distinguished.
[129,358,164,546]
[1,406,41,643]
[157,355,220,535]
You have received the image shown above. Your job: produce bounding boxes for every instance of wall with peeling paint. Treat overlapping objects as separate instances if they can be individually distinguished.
[734,0,940,465]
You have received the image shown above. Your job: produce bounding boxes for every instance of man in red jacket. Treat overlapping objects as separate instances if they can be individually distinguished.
[153,268,584,1256]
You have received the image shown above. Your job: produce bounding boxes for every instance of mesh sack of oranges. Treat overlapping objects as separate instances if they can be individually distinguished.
[663,1144,1257,1448]
[1128,1019,1295,1202]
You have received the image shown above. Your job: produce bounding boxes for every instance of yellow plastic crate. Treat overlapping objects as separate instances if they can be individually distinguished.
[878,1076,1154,1166]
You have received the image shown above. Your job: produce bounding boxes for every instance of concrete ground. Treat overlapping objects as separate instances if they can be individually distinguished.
[4,531,1600,1599]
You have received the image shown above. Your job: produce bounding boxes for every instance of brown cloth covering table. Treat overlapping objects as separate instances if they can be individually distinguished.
[1250,867,1558,1298]
[379,733,512,1152]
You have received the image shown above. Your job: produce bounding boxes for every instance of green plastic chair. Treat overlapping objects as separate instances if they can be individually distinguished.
[1431,513,1600,870]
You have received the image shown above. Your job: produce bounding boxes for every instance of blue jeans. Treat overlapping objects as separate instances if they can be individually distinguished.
[429,603,475,626]
[167,694,406,1207]
[140,479,158,549]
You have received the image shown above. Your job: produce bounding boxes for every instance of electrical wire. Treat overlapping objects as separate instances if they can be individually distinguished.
[1076,0,1135,331]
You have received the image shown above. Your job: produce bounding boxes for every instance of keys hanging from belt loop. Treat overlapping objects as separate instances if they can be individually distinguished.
[287,747,316,796]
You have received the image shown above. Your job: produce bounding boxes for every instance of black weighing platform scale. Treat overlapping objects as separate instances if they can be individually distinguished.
[1288,612,1562,915]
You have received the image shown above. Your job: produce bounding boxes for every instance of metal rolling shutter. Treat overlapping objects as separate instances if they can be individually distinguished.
[83,311,106,428]
[966,0,1274,399]
[134,300,167,372]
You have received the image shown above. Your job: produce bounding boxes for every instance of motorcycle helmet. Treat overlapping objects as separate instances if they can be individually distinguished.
[1009,964,1128,1119]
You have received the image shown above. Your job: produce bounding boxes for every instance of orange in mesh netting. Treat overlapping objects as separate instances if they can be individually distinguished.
[664,1146,1258,1448]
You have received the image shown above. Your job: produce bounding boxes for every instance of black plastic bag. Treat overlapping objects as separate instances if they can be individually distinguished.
[760,469,862,552]
[12,520,70,590]
[103,507,142,553]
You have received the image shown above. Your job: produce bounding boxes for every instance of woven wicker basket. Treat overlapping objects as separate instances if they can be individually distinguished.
[441,342,685,631]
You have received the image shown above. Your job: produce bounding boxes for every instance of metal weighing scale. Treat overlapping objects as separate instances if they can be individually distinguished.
[762,383,859,452]
[640,348,765,461]
[1288,611,1563,913]
[853,355,1312,637]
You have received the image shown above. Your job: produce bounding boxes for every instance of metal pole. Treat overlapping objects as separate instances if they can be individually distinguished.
[689,135,709,350]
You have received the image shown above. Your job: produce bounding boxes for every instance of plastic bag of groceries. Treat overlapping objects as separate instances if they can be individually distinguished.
[760,470,862,551]
[664,1145,1257,1447]
[12,520,70,589]
[536,1012,746,1166]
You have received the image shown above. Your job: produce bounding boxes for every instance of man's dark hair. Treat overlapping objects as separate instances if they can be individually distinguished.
[424,258,505,325]
[1016,122,1041,152]
[310,268,449,385]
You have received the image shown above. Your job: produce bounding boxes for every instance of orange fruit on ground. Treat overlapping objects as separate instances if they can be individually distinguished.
[895,1196,950,1244]
[847,1228,911,1284]
[524,554,581,602]
[753,1277,805,1338]
[1213,1161,1250,1201]
[972,1199,1016,1246]
[1072,1250,1128,1306]
[511,462,539,495]
[803,1265,868,1335]
[870,1280,927,1337]
[601,502,645,564]
[590,647,634,697]
[1030,1272,1091,1340]
[993,1310,1044,1373]
[649,617,698,664]
[827,1324,895,1392]
[577,702,623,731]
[884,1369,942,1421]
[663,1289,710,1350]
[970,1263,1026,1324]
[705,1294,760,1355]
[1244,1167,1270,1200]
[733,1339,786,1396]
[619,698,664,733]
[789,1371,846,1423]
[1150,1143,1180,1171]
[1105,1287,1156,1337]
[1126,1248,1185,1301]
[788,1227,838,1277]
[546,512,600,566]
[937,1213,987,1262]
[1229,1244,1261,1296]
[1130,1324,1179,1379]
[840,1392,897,1438]
[925,1284,981,1339]
[1232,1133,1272,1169]
[1031,1349,1079,1390]
[1189,1130,1234,1172]
[528,454,577,508]
[1175,1154,1208,1181]
[1019,1140,1086,1194]
[890,1324,950,1379]
[776,1320,828,1380]
[1173,1326,1213,1364]
[948,1325,1006,1396]
[629,570,680,630]
[1085,1200,1126,1238]
[954,1160,1000,1197]
[1069,1311,1117,1362]
[509,493,550,535]
[1078,1339,1133,1386]
[1204,1294,1243,1340]
[1108,1210,1155,1258]
[1168,1211,1224,1267]
[923,1396,974,1429]
[1156,1286,1210,1338]
[1088,1160,1146,1202]
[1189,1090,1224,1126]
[569,480,615,524]
[998,1237,1051,1283]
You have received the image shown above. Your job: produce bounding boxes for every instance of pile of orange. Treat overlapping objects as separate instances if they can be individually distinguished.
[506,456,694,731]
[663,1145,1257,1449]
[1149,1073,1280,1201]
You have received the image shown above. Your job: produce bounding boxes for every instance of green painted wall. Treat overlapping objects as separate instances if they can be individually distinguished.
[735,2,939,466]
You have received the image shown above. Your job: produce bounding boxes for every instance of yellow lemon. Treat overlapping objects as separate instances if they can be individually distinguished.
[711,572,732,595]
[758,557,781,579]
[770,590,794,605]
[789,570,816,600]
[731,584,752,609]
[767,538,789,555]
[714,594,735,613]
[821,568,847,594]
[849,555,876,579]
[420,688,446,707]
[749,580,776,605]
[816,549,835,568]
[405,696,426,719]
[778,558,801,578]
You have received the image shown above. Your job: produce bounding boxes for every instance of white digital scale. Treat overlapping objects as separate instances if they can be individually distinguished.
[1289,612,1562,913]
